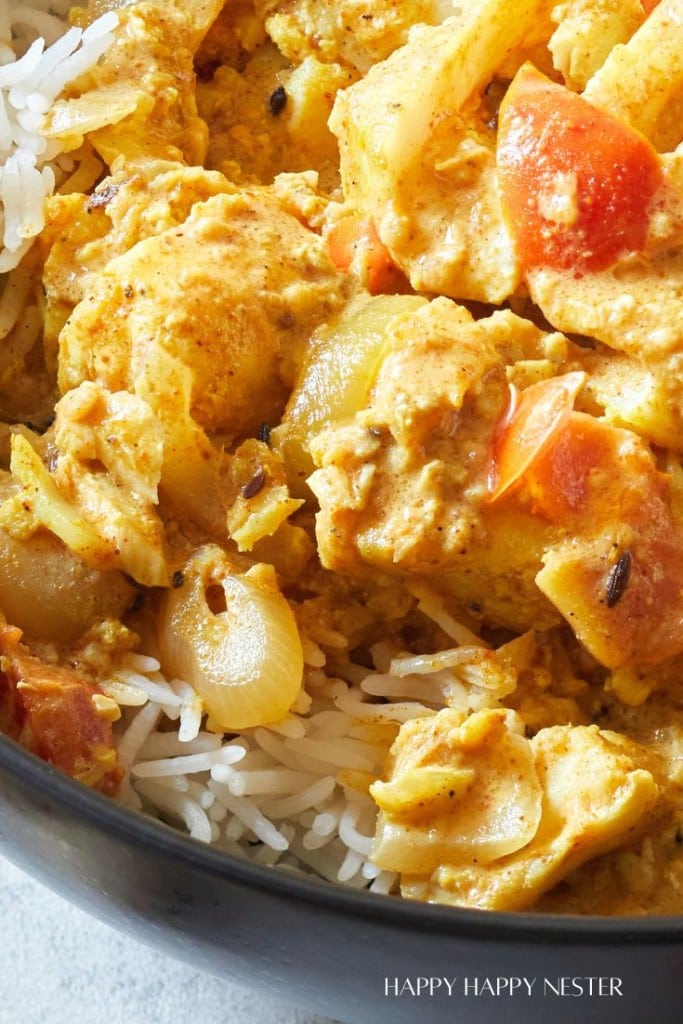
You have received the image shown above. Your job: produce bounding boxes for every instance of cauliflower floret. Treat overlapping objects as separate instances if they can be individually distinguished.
[255,0,458,72]
[42,159,235,357]
[197,47,357,191]
[371,707,662,910]
[46,0,226,167]
[58,188,347,439]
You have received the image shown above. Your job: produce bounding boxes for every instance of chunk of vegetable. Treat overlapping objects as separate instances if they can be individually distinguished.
[497,64,663,272]
[371,709,543,875]
[0,624,122,794]
[487,371,587,502]
[273,293,427,492]
[158,545,303,730]
[326,214,406,294]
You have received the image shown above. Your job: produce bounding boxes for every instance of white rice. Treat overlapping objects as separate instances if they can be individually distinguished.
[0,3,118,272]
[111,617,513,896]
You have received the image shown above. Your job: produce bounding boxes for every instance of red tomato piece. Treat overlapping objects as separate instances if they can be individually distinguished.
[0,624,122,794]
[326,214,407,294]
[487,371,587,502]
[524,411,617,520]
[496,64,663,272]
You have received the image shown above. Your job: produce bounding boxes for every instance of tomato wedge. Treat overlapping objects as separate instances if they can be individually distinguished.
[496,64,663,272]
[326,214,406,294]
[487,371,587,502]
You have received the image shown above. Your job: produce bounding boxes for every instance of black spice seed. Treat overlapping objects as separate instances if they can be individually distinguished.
[257,422,271,445]
[241,466,266,499]
[268,85,287,116]
[605,550,632,608]
[171,570,185,589]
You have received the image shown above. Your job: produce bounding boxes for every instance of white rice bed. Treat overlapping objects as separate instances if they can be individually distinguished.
[108,628,501,895]
[109,654,406,894]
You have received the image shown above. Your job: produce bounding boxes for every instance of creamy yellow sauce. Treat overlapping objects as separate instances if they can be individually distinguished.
[2,0,683,915]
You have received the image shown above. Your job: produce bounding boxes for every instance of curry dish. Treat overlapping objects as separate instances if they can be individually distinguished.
[2,0,683,915]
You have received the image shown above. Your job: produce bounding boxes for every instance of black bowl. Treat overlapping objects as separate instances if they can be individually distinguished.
[2,731,683,1024]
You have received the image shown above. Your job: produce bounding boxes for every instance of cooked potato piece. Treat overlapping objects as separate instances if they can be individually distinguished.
[42,159,234,364]
[583,0,683,151]
[371,709,544,875]
[308,299,565,632]
[0,470,134,642]
[197,47,357,190]
[328,4,555,301]
[549,0,646,91]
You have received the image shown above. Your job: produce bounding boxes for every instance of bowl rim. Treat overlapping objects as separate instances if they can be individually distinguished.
[2,732,683,944]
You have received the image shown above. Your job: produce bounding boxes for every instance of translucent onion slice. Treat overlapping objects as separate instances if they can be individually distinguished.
[273,292,428,494]
[370,708,543,875]
[158,546,303,731]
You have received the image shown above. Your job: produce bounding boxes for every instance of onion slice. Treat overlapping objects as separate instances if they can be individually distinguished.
[158,545,303,731]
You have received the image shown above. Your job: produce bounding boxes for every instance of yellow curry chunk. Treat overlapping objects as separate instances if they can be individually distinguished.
[58,187,347,439]
[372,707,662,910]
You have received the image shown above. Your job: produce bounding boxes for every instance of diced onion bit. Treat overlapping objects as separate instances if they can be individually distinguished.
[158,545,304,730]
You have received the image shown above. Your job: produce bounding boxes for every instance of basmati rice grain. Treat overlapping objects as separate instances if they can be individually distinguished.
[145,774,190,793]
[361,860,382,880]
[100,679,148,706]
[369,871,397,895]
[334,689,435,723]
[283,736,376,772]
[337,846,364,883]
[208,801,227,823]
[115,669,183,708]
[135,780,212,843]
[208,785,289,851]
[137,730,222,760]
[311,810,338,837]
[210,762,246,795]
[131,745,245,779]
[307,709,352,739]
[338,802,374,857]
[266,714,306,739]
[414,586,489,647]
[253,727,335,775]
[116,702,162,774]
[238,768,317,796]
[124,653,162,674]
[223,812,246,841]
[292,687,313,714]
[259,775,336,820]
